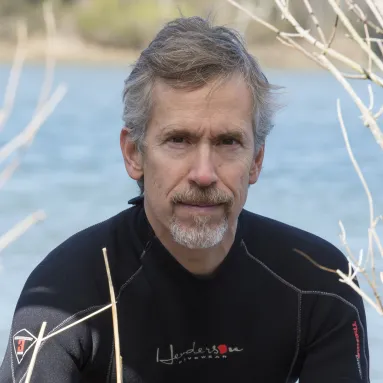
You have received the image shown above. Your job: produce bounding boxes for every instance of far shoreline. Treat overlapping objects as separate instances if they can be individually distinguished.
[0,35,371,71]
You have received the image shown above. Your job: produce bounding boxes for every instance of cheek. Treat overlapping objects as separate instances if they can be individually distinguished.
[143,149,188,196]
[218,157,252,191]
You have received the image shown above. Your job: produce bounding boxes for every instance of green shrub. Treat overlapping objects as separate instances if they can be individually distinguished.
[74,0,198,49]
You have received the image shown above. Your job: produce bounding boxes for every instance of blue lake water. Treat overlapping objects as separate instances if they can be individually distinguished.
[0,64,382,381]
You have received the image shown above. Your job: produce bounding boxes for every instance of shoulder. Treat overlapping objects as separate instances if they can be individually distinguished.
[20,206,143,307]
[239,209,350,292]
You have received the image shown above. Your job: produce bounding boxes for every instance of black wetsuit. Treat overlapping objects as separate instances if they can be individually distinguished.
[0,197,370,382]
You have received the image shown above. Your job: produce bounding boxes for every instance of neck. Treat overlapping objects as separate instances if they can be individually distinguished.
[144,203,237,276]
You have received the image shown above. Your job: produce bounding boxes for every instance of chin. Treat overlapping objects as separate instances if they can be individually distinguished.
[169,217,229,249]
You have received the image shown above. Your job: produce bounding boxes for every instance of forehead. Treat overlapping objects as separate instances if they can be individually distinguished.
[149,73,254,131]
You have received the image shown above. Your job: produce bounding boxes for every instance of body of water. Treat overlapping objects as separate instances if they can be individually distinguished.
[0,64,382,381]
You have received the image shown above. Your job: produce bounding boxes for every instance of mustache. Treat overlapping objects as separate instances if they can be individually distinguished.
[171,188,234,207]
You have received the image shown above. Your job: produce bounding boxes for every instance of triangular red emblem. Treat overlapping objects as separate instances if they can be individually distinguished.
[13,329,37,364]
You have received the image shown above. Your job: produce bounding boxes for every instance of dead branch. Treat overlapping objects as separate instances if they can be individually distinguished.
[227,0,383,86]
[328,0,383,73]
[35,1,57,115]
[303,0,327,43]
[326,14,340,51]
[0,211,46,253]
[0,84,67,166]
[365,0,383,28]
[0,22,28,132]
[317,54,383,149]
[345,0,383,34]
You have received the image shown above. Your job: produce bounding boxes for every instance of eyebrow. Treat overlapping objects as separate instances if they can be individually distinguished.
[158,125,248,142]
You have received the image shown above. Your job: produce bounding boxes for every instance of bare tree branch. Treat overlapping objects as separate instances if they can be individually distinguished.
[345,0,383,34]
[303,0,327,43]
[365,0,383,28]
[328,0,383,73]
[318,54,383,148]
[0,22,27,132]
[0,85,67,166]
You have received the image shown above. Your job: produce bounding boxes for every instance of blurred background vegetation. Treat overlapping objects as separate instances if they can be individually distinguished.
[0,0,379,64]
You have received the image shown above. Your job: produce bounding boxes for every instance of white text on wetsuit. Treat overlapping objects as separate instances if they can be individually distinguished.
[156,342,243,365]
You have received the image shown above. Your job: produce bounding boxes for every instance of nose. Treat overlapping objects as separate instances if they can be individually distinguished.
[188,144,218,187]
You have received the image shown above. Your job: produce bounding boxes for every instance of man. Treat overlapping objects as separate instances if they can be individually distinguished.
[0,16,369,383]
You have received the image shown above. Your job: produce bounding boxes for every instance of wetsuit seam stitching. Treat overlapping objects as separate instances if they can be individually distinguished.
[243,240,369,382]
[115,241,150,301]
[285,292,302,383]
[115,266,143,301]
[242,240,301,293]
[106,340,114,383]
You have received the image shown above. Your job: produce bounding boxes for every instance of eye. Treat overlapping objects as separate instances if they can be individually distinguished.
[170,136,185,144]
[220,137,240,146]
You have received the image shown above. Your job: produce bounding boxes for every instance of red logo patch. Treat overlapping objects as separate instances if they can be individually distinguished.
[12,329,37,364]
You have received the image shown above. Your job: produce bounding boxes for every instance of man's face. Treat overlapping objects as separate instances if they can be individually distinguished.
[122,73,264,249]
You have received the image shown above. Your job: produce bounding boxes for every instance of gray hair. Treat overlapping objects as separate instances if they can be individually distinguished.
[122,16,280,194]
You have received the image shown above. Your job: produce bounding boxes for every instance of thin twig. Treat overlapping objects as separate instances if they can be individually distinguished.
[227,0,383,85]
[35,1,56,115]
[368,84,374,110]
[378,40,383,56]
[43,304,113,341]
[326,14,339,53]
[103,248,122,383]
[371,229,383,259]
[273,0,383,86]
[303,0,327,43]
[0,211,46,253]
[338,220,382,309]
[338,221,366,271]
[336,100,374,249]
[25,322,47,383]
[336,100,380,291]
[293,248,338,273]
[374,105,383,119]
[0,21,28,132]
[328,0,383,73]
[364,22,373,78]
[0,85,67,165]
[337,269,383,314]
[365,37,383,42]
[365,0,383,29]
[345,0,383,34]
[0,157,21,190]
[318,55,383,149]
[277,34,367,79]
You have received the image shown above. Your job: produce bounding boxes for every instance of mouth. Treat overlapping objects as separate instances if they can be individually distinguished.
[178,202,224,208]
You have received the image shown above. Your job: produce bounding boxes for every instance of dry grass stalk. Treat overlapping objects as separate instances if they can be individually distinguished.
[228,0,383,317]
[24,321,47,383]
[103,247,123,383]
[22,248,120,379]
[42,303,113,342]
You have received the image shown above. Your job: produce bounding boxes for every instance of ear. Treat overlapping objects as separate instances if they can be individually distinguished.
[249,145,264,185]
[120,127,144,181]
